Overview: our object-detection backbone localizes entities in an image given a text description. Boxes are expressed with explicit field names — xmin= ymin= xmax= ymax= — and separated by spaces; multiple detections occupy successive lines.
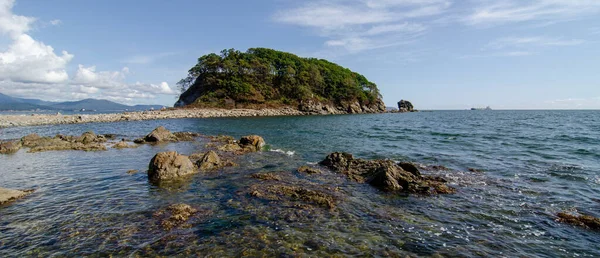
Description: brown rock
xmin=196 ymin=151 xmax=221 ymax=172
xmin=112 ymin=140 xmax=136 ymax=149
xmin=76 ymin=131 xmax=103 ymax=144
xmin=148 ymin=151 xmax=197 ymax=182
xmin=251 ymin=172 xmax=282 ymax=181
xmin=144 ymin=126 xmax=178 ymax=142
xmin=0 ymin=140 xmax=21 ymax=154
xmin=218 ymin=143 xmax=242 ymax=152
xmin=21 ymin=133 xmax=42 ymax=147
xmin=557 ymin=212 xmax=600 ymax=230
xmin=173 ymin=132 xmax=201 ymax=141
xmin=239 ymin=135 xmax=265 ymax=152
xmin=320 ymin=152 xmax=454 ymax=194
xmin=0 ymin=187 xmax=34 ymax=205
xmin=297 ymin=166 xmax=322 ymax=174
xmin=153 ymin=203 xmax=199 ymax=230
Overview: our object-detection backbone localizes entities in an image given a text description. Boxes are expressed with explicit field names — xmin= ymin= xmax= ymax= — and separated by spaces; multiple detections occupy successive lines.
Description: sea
xmin=0 ymin=110 xmax=598 ymax=257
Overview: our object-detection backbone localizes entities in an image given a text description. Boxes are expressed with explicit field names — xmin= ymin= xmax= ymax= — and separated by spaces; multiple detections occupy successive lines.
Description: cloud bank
xmin=0 ymin=0 xmax=176 ymax=104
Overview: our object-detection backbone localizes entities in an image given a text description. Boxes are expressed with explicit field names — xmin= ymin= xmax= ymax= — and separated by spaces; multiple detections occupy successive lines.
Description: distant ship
xmin=471 ymin=106 xmax=492 ymax=110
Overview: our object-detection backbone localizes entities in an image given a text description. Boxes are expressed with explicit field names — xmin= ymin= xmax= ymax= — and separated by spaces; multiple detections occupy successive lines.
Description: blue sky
xmin=0 ymin=0 xmax=599 ymax=109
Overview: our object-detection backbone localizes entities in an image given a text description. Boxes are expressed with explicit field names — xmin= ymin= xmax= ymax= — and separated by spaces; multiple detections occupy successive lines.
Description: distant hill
xmin=0 ymin=93 xmax=166 ymax=111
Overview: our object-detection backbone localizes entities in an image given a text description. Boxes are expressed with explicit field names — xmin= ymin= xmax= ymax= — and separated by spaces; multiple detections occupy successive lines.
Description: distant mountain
xmin=0 ymin=93 xmax=167 ymax=111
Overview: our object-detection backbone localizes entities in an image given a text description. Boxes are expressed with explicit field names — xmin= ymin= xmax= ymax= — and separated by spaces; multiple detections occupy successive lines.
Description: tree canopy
xmin=176 ymin=48 xmax=382 ymax=108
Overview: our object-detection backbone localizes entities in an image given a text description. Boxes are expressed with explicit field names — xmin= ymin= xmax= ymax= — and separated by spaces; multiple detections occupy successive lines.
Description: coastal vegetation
xmin=175 ymin=48 xmax=385 ymax=113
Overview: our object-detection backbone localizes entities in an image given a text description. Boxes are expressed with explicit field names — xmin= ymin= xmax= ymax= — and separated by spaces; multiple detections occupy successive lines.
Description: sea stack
xmin=397 ymin=100 xmax=414 ymax=113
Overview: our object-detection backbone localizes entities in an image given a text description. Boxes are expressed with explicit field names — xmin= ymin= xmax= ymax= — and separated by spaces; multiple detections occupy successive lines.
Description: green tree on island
xmin=176 ymin=48 xmax=384 ymax=112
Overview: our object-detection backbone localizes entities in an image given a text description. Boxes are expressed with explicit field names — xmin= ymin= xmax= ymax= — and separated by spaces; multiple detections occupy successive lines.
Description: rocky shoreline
xmin=0 ymin=107 xmax=306 ymax=128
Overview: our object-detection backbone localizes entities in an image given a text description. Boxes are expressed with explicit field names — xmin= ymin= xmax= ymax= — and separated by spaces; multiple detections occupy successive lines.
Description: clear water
xmin=0 ymin=110 xmax=599 ymax=257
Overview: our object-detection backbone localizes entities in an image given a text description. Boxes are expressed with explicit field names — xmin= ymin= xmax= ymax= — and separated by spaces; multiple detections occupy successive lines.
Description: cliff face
xmin=174 ymin=48 xmax=386 ymax=114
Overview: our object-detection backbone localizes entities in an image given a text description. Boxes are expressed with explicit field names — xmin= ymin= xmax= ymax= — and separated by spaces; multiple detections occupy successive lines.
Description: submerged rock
xmin=0 ymin=140 xmax=22 ymax=154
xmin=153 ymin=203 xmax=200 ymax=230
xmin=249 ymin=183 xmax=337 ymax=209
xmin=557 ymin=212 xmax=600 ymax=230
xmin=251 ymin=172 xmax=282 ymax=181
xmin=112 ymin=140 xmax=137 ymax=149
xmin=148 ymin=151 xmax=197 ymax=182
xmin=0 ymin=187 xmax=34 ymax=205
xmin=320 ymin=152 xmax=454 ymax=194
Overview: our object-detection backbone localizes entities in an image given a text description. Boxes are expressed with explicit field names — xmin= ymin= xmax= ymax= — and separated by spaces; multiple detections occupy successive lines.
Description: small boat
xmin=471 ymin=106 xmax=492 ymax=110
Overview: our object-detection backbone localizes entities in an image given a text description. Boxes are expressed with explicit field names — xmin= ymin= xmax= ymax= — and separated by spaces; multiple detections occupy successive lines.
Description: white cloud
xmin=49 ymin=19 xmax=61 ymax=26
xmin=273 ymin=0 xmax=449 ymax=52
xmin=121 ymin=52 xmax=178 ymax=65
xmin=487 ymin=36 xmax=585 ymax=49
xmin=0 ymin=0 xmax=73 ymax=84
xmin=465 ymin=0 xmax=600 ymax=26
xmin=0 ymin=0 xmax=176 ymax=105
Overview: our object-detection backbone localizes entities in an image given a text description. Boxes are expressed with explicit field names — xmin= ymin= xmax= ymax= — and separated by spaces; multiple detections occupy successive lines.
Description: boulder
xmin=148 ymin=151 xmax=197 ymax=181
xmin=0 ymin=187 xmax=34 ymax=205
xmin=320 ymin=152 xmax=454 ymax=194
xmin=397 ymin=100 xmax=414 ymax=113
xmin=76 ymin=131 xmax=104 ymax=144
xmin=0 ymin=140 xmax=22 ymax=154
xmin=144 ymin=126 xmax=178 ymax=142
xmin=239 ymin=135 xmax=265 ymax=152
xmin=196 ymin=151 xmax=221 ymax=172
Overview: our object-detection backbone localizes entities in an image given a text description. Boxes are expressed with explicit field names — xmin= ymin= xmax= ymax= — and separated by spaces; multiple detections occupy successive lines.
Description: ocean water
xmin=0 ymin=110 xmax=599 ymax=257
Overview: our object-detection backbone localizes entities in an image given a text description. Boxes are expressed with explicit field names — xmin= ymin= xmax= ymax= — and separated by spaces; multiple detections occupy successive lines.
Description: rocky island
xmin=175 ymin=48 xmax=386 ymax=114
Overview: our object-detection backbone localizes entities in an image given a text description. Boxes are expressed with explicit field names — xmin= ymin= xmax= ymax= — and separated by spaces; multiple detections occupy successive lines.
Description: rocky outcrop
xmin=298 ymin=99 xmax=386 ymax=115
xmin=134 ymin=127 xmax=201 ymax=144
xmin=320 ymin=152 xmax=454 ymax=194
xmin=0 ymin=140 xmax=22 ymax=154
xmin=557 ymin=212 xmax=600 ymax=230
xmin=20 ymin=132 xmax=107 ymax=153
xmin=397 ymin=100 xmax=414 ymax=113
xmin=0 ymin=187 xmax=34 ymax=205
xmin=148 ymin=151 xmax=197 ymax=182
xmin=144 ymin=126 xmax=178 ymax=142
xmin=196 ymin=151 xmax=222 ymax=172
xmin=239 ymin=135 xmax=265 ymax=152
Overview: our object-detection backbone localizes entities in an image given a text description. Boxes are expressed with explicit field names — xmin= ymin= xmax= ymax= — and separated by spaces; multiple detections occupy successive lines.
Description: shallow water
xmin=0 ymin=110 xmax=599 ymax=257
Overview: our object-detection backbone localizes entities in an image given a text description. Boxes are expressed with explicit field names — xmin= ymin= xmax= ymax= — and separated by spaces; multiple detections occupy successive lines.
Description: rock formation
xmin=196 ymin=151 xmax=222 ymax=172
xmin=0 ymin=187 xmax=34 ymax=205
xmin=397 ymin=100 xmax=414 ymax=113
xmin=320 ymin=152 xmax=454 ymax=194
xmin=148 ymin=151 xmax=197 ymax=182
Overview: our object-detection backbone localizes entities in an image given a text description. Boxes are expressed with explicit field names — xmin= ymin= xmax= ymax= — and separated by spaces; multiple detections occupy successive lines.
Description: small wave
xmin=270 ymin=149 xmax=295 ymax=156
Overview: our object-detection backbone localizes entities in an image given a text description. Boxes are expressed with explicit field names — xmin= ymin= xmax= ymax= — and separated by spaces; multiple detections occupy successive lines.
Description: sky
xmin=0 ymin=0 xmax=599 ymax=109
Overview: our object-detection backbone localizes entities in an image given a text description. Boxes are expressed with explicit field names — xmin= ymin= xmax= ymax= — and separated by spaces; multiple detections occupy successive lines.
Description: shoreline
xmin=0 ymin=107 xmax=309 ymax=128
